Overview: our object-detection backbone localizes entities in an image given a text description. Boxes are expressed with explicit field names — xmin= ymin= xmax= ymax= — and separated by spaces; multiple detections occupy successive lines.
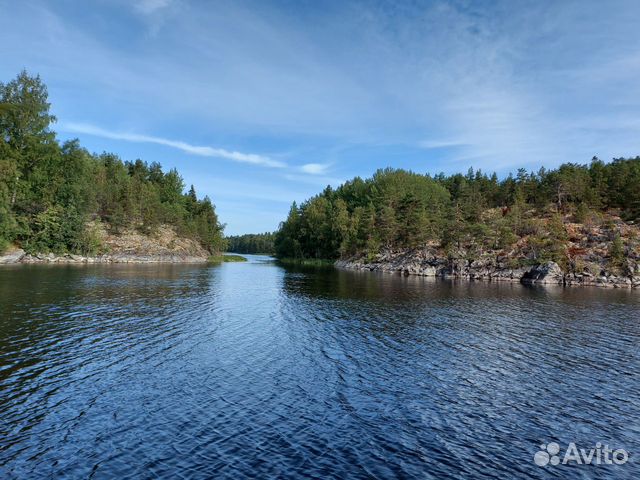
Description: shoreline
xmin=0 ymin=249 xmax=208 ymax=265
xmin=4 ymin=247 xmax=638 ymax=288
xmin=335 ymin=255 xmax=640 ymax=289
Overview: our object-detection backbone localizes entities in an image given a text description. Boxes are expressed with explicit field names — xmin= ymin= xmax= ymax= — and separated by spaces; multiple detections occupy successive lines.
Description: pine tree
xmin=377 ymin=204 xmax=397 ymax=248
xmin=609 ymin=234 xmax=625 ymax=273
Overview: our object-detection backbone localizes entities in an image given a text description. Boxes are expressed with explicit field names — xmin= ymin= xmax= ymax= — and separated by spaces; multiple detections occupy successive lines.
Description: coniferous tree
xmin=273 ymin=156 xmax=640 ymax=264
xmin=0 ymin=71 xmax=225 ymax=255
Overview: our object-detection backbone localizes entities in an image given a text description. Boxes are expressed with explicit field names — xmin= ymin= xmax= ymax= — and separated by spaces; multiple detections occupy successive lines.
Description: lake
xmin=1 ymin=255 xmax=638 ymax=479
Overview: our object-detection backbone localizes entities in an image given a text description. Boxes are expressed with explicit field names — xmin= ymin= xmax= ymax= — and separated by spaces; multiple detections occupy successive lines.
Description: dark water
xmin=0 ymin=255 xmax=639 ymax=479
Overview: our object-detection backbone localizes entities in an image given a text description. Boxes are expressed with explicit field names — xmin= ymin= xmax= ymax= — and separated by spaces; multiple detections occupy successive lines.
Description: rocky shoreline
xmin=335 ymin=249 xmax=640 ymax=288
xmin=0 ymin=249 xmax=207 ymax=265
xmin=0 ymin=224 xmax=211 ymax=265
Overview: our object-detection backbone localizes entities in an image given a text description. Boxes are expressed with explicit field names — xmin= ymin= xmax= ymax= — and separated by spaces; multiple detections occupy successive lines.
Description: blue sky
xmin=1 ymin=0 xmax=639 ymax=234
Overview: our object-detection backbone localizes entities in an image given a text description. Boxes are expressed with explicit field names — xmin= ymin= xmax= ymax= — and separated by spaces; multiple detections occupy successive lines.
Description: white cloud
xmin=62 ymin=123 xmax=286 ymax=168
xmin=300 ymin=163 xmax=330 ymax=175
xmin=4 ymin=0 xmax=640 ymax=177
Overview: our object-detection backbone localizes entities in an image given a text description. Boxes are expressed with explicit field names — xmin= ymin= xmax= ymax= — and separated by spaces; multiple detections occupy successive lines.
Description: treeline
xmin=226 ymin=232 xmax=275 ymax=254
xmin=274 ymin=160 xmax=640 ymax=262
xmin=0 ymin=71 xmax=224 ymax=254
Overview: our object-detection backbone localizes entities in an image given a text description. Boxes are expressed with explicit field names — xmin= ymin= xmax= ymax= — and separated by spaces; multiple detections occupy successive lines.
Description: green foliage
xmin=543 ymin=214 xmax=569 ymax=269
xmin=0 ymin=71 xmax=225 ymax=255
xmin=574 ymin=202 xmax=590 ymax=223
xmin=75 ymin=223 xmax=104 ymax=256
xmin=223 ymin=254 xmax=248 ymax=262
xmin=277 ymin=257 xmax=335 ymax=267
xmin=26 ymin=205 xmax=85 ymax=254
xmin=0 ymin=202 xmax=17 ymax=251
xmin=608 ymin=234 xmax=625 ymax=272
xmin=275 ymin=169 xmax=450 ymax=260
xmin=275 ymin=159 xmax=640 ymax=264
xmin=208 ymin=254 xmax=247 ymax=263
xmin=226 ymin=232 xmax=275 ymax=254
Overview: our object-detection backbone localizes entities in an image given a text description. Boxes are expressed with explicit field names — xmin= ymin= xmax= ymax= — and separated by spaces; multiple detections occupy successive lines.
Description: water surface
xmin=1 ymin=256 xmax=639 ymax=479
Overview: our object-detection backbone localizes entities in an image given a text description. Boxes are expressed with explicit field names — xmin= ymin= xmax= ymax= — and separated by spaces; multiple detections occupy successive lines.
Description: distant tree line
xmin=226 ymin=232 xmax=275 ymax=254
xmin=0 ymin=71 xmax=225 ymax=254
xmin=274 ymin=160 xmax=640 ymax=263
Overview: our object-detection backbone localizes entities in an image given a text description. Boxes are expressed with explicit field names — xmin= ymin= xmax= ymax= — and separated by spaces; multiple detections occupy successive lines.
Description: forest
xmin=226 ymin=232 xmax=275 ymax=254
xmin=3 ymin=70 xmax=639 ymax=268
xmin=274 ymin=159 xmax=640 ymax=266
xmin=0 ymin=71 xmax=225 ymax=255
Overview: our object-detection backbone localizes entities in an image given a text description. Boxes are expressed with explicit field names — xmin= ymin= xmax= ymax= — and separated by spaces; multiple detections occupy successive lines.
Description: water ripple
xmin=0 ymin=260 xmax=639 ymax=479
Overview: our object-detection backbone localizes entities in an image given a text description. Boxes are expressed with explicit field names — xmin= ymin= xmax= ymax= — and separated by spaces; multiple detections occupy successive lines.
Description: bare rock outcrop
xmin=0 ymin=248 xmax=26 ymax=264
xmin=336 ymin=248 xmax=639 ymax=289
xmin=1 ymin=224 xmax=210 ymax=265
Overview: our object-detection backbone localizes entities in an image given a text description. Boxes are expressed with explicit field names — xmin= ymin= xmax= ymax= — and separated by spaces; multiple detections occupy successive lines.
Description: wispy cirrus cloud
xmin=4 ymin=0 xmax=640 ymax=233
xmin=62 ymin=123 xmax=286 ymax=168
xmin=418 ymin=139 xmax=468 ymax=150
xmin=133 ymin=0 xmax=173 ymax=15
